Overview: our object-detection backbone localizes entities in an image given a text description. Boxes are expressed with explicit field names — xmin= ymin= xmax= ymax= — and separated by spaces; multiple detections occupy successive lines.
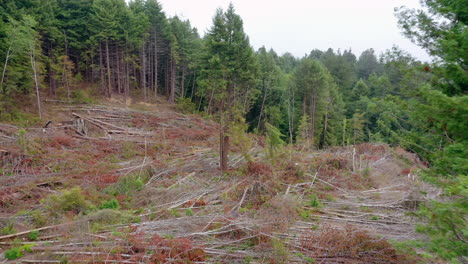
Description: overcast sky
xmin=156 ymin=0 xmax=430 ymax=61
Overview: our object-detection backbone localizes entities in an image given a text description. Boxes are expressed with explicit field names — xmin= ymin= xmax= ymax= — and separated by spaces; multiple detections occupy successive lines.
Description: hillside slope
xmin=0 ymin=101 xmax=442 ymax=263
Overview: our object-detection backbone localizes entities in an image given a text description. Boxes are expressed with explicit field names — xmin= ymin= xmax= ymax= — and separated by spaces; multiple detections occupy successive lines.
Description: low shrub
xmin=43 ymin=187 xmax=91 ymax=214
xmin=308 ymin=194 xmax=322 ymax=208
xmin=86 ymin=209 xmax=135 ymax=227
xmin=99 ymin=198 xmax=120 ymax=210
xmin=28 ymin=230 xmax=39 ymax=241
xmin=71 ymin=90 xmax=94 ymax=104
xmin=176 ymin=97 xmax=197 ymax=114
xmin=104 ymin=169 xmax=151 ymax=197
xmin=0 ymin=222 xmax=16 ymax=235
xmin=300 ymin=225 xmax=415 ymax=263
xmin=5 ymin=244 xmax=34 ymax=260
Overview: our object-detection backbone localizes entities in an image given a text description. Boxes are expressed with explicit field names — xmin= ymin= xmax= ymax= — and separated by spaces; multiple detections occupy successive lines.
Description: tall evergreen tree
xmin=198 ymin=4 xmax=258 ymax=171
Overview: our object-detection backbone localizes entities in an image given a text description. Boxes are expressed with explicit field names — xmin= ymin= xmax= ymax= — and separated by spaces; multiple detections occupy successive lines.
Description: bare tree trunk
xmin=63 ymin=57 xmax=70 ymax=101
xmin=181 ymin=67 xmax=186 ymax=98
xmin=342 ymin=118 xmax=346 ymax=146
xmin=47 ymin=43 xmax=56 ymax=96
xmin=105 ymin=39 xmax=112 ymax=97
xmin=219 ymin=99 xmax=228 ymax=172
xmin=149 ymin=42 xmax=153 ymax=94
xmin=141 ymin=44 xmax=147 ymax=101
xmin=154 ymin=33 xmax=158 ymax=97
xmin=190 ymin=72 xmax=196 ymax=100
xmin=99 ymin=42 xmax=105 ymax=95
xmin=303 ymin=95 xmax=307 ymax=117
xmin=169 ymin=56 xmax=176 ymax=103
xmin=63 ymin=31 xmax=70 ymax=100
xmin=257 ymin=79 xmax=267 ymax=131
xmin=30 ymin=46 xmax=42 ymax=120
xmin=0 ymin=47 xmax=12 ymax=91
xmin=310 ymin=91 xmax=316 ymax=145
xmin=116 ymin=46 xmax=121 ymax=94
xmin=207 ymin=88 xmax=215 ymax=114
xmin=165 ymin=60 xmax=169 ymax=97
xmin=288 ymin=85 xmax=295 ymax=145
xmin=125 ymin=44 xmax=130 ymax=100
xmin=320 ymin=110 xmax=329 ymax=149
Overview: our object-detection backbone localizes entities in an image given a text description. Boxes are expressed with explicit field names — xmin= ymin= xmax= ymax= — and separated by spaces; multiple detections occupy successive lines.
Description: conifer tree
xmin=198 ymin=4 xmax=258 ymax=171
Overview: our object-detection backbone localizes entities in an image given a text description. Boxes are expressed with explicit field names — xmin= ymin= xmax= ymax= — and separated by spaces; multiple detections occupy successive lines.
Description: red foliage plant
xmin=99 ymin=174 xmax=120 ymax=184
xmin=184 ymin=199 xmax=206 ymax=207
xmin=247 ymin=161 xmax=273 ymax=177
xmin=400 ymin=168 xmax=412 ymax=175
xmin=355 ymin=143 xmax=387 ymax=155
xmin=123 ymin=233 xmax=205 ymax=263
xmin=49 ymin=135 xmax=76 ymax=149
xmin=300 ymin=225 xmax=414 ymax=264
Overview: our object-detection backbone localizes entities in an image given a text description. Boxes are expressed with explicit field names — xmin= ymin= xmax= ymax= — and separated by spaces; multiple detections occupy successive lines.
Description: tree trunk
xmin=320 ymin=110 xmax=329 ymax=149
xmin=0 ymin=48 xmax=11 ymax=91
xmin=99 ymin=42 xmax=105 ymax=95
xmin=62 ymin=56 xmax=70 ymax=101
xmin=207 ymin=88 xmax=214 ymax=114
xmin=165 ymin=60 xmax=169 ymax=97
xmin=125 ymin=44 xmax=130 ymax=100
xmin=342 ymin=118 xmax=346 ymax=146
xmin=310 ymin=91 xmax=316 ymax=145
xmin=30 ymin=46 xmax=42 ymax=120
xmin=169 ymin=56 xmax=176 ymax=103
xmin=47 ymin=43 xmax=56 ymax=96
xmin=154 ymin=32 xmax=158 ymax=97
xmin=105 ymin=39 xmax=112 ymax=97
xmin=190 ymin=72 xmax=196 ymax=100
xmin=257 ymin=78 xmax=267 ymax=131
xmin=219 ymin=98 xmax=228 ymax=172
xmin=141 ymin=43 xmax=147 ymax=101
xmin=181 ymin=67 xmax=186 ymax=98
xmin=303 ymin=95 xmax=307 ymax=117
xmin=148 ymin=42 xmax=153 ymax=94
xmin=116 ymin=46 xmax=121 ymax=94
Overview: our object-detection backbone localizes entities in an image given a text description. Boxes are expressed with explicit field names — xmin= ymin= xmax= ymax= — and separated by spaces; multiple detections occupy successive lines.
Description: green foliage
xmin=5 ymin=246 xmax=23 ymax=260
xmin=28 ymin=230 xmax=39 ymax=241
xmin=99 ymin=199 xmax=120 ymax=210
xmin=105 ymin=170 xmax=151 ymax=197
xmin=351 ymin=79 xmax=370 ymax=100
xmin=270 ymin=238 xmax=289 ymax=263
xmin=308 ymin=194 xmax=322 ymax=208
xmin=43 ymin=187 xmax=90 ymax=214
xmin=4 ymin=244 xmax=34 ymax=260
xmin=71 ymin=90 xmax=94 ymax=104
xmin=414 ymin=194 xmax=467 ymax=261
xmin=265 ymin=122 xmax=284 ymax=158
xmin=0 ymin=222 xmax=16 ymax=235
xmin=229 ymin=113 xmax=253 ymax=162
xmin=0 ymin=98 xmax=41 ymax=126
xmin=176 ymin=97 xmax=197 ymax=114
xmin=396 ymin=0 xmax=467 ymax=95
xmin=185 ymin=208 xmax=194 ymax=216
xmin=28 ymin=209 xmax=47 ymax=227
xmin=296 ymin=115 xmax=312 ymax=148
xmin=86 ymin=209 xmax=134 ymax=227
xmin=120 ymin=141 xmax=138 ymax=159
xmin=299 ymin=209 xmax=311 ymax=220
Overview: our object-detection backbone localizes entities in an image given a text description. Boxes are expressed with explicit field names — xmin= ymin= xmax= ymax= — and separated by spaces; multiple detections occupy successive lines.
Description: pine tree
xmin=198 ymin=4 xmax=258 ymax=171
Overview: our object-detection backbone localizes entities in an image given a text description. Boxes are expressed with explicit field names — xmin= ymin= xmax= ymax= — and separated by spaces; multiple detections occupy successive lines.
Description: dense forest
xmin=0 ymin=0 xmax=466 ymax=262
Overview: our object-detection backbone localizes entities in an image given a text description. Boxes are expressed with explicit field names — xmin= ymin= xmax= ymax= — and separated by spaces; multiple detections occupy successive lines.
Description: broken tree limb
xmin=0 ymin=221 xmax=78 ymax=241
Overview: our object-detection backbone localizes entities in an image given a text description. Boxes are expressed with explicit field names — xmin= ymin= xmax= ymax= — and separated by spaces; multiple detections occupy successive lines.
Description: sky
xmin=157 ymin=0 xmax=431 ymax=61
